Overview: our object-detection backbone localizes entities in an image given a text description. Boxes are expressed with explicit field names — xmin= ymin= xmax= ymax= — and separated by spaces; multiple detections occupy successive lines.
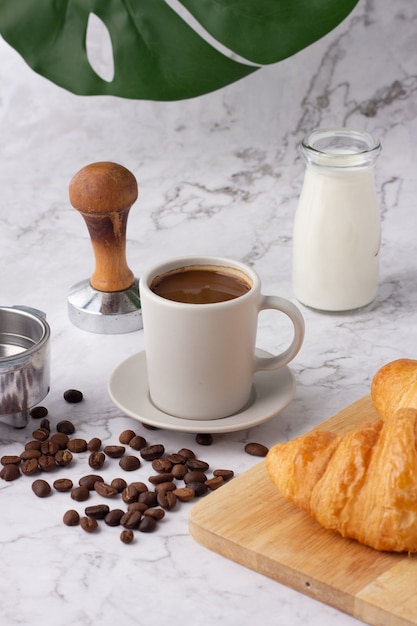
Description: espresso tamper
xmin=67 ymin=161 xmax=142 ymax=333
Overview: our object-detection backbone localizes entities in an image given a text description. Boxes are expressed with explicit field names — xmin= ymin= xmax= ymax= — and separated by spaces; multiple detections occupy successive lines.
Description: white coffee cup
xmin=139 ymin=256 xmax=304 ymax=420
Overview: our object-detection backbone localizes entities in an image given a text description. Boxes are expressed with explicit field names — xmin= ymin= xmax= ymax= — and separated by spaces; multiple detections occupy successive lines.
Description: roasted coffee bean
xmin=67 ymin=438 xmax=88 ymax=453
xmin=80 ymin=516 xmax=98 ymax=533
xmin=122 ymin=484 xmax=139 ymax=504
xmin=138 ymin=516 xmax=156 ymax=533
xmin=40 ymin=418 xmax=50 ymax=431
xmin=20 ymin=449 xmax=42 ymax=461
xmin=88 ymin=451 xmax=105 ymax=470
xmin=140 ymin=444 xmax=164 ymax=461
xmin=63 ymin=389 xmax=83 ymax=403
xmin=71 ymin=485 xmax=90 ymax=502
xmin=25 ymin=440 xmax=42 ymax=451
xmin=183 ymin=470 xmax=207 ymax=484
xmin=111 ymin=477 xmax=127 ymax=493
xmin=120 ymin=529 xmax=134 ymax=544
xmin=53 ymin=478 xmax=73 ymax=492
xmin=119 ymin=455 xmax=141 ymax=471
xmin=21 ymin=458 xmax=39 ymax=476
xmin=139 ymin=491 xmax=158 ymax=507
xmin=148 ymin=472 xmax=174 ymax=485
xmin=144 ymin=507 xmax=165 ymax=521
xmin=166 ymin=453 xmax=187 ymax=465
xmin=1 ymin=455 xmax=21 ymax=465
xmin=205 ymin=476 xmax=224 ymax=490
xmin=172 ymin=487 xmax=195 ymax=502
xmin=186 ymin=458 xmax=209 ymax=471
xmin=213 ymin=469 xmax=234 ymax=481
xmin=50 ymin=432 xmax=70 ymax=449
xmin=195 ymin=433 xmax=213 ymax=446
xmin=32 ymin=479 xmax=51 ymax=497
xmin=154 ymin=482 xmax=176 ymax=494
xmin=129 ymin=481 xmax=148 ymax=494
xmin=0 ymin=464 xmax=20 ymax=481
xmin=120 ymin=510 xmax=142 ymax=529
xmin=94 ymin=481 xmax=118 ymax=498
xmin=87 ymin=437 xmax=102 ymax=452
xmin=127 ymin=502 xmax=149 ymax=513
xmin=103 ymin=445 xmax=125 ymax=458
xmin=151 ymin=458 xmax=173 ymax=473
xmin=244 ymin=442 xmax=269 ymax=457
xmin=186 ymin=481 xmax=208 ymax=497
xmin=119 ymin=429 xmax=136 ymax=445
xmin=128 ymin=435 xmax=147 ymax=451
xmin=55 ymin=450 xmax=73 ymax=467
xmin=30 ymin=406 xmax=48 ymax=419
xmin=32 ymin=427 xmax=50 ymax=442
xmin=79 ymin=474 xmax=104 ymax=491
xmin=40 ymin=440 xmax=59 ymax=456
xmin=176 ymin=448 xmax=196 ymax=460
xmin=85 ymin=504 xmax=110 ymax=520
xmin=156 ymin=489 xmax=177 ymax=510
xmin=63 ymin=509 xmax=80 ymax=526
xmin=38 ymin=455 xmax=56 ymax=472
xmin=56 ymin=420 xmax=76 ymax=435
xmin=171 ymin=464 xmax=187 ymax=480
xmin=104 ymin=509 xmax=125 ymax=527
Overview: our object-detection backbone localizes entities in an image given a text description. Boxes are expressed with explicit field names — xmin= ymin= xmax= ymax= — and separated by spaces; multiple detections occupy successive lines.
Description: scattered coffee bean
xmin=79 ymin=474 xmax=104 ymax=491
xmin=151 ymin=458 xmax=173 ymax=473
xmin=186 ymin=481 xmax=208 ymax=497
xmin=129 ymin=481 xmax=148 ymax=494
xmin=80 ymin=516 xmax=98 ymax=532
xmin=127 ymin=502 xmax=149 ymax=513
xmin=120 ymin=529 xmax=134 ymax=544
xmin=143 ymin=507 xmax=165 ymax=521
xmin=67 ymin=438 xmax=88 ymax=453
xmin=119 ymin=455 xmax=141 ymax=471
xmin=40 ymin=418 xmax=50 ymax=431
xmin=172 ymin=487 xmax=195 ymax=502
xmin=71 ymin=485 xmax=90 ymax=502
xmin=119 ymin=429 xmax=136 ymax=445
xmin=120 ymin=510 xmax=142 ymax=529
xmin=32 ymin=479 xmax=51 ymax=497
xmin=139 ymin=491 xmax=158 ymax=507
xmin=0 ymin=464 xmax=20 ymax=481
xmin=55 ymin=450 xmax=73 ymax=467
xmin=166 ymin=453 xmax=187 ymax=465
xmin=30 ymin=406 xmax=48 ymax=419
xmin=195 ymin=433 xmax=213 ymax=446
xmin=32 ymin=428 xmax=50 ymax=442
xmin=85 ymin=504 xmax=110 ymax=520
xmin=104 ymin=509 xmax=125 ymax=527
xmin=205 ymin=476 xmax=224 ymax=490
xmin=63 ymin=389 xmax=83 ymax=403
xmin=122 ymin=484 xmax=139 ymax=504
xmin=183 ymin=470 xmax=207 ymax=484
xmin=53 ymin=478 xmax=73 ymax=492
xmin=88 ymin=451 xmax=105 ymax=470
xmin=128 ymin=435 xmax=147 ymax=451
xmin=25 ymin=440 xmax=42 ymax=451
xmin=38 ymin=455 xmax=57 ymax=472
xmin=56 ymin=420 xmax=75 ymax=435
xmin=21 ymin=458 xmax=39 ymax=476
xmin=20 ymin=449 xmax=42 ymax=461
xmin=213 ymin=469 xmax=234 ymax=481
xmin=1 ymin=455 xmax=21 ymax=465
xmin=154 ymin=481 xmax=176 ymax=494
xmin=103 ymin=445 xmax=125 ymax=458
xmin=138 ymin=516 xmax=156 ymax=533
xmin=50 ymin=432 xmax=70 ymax=449
xmin=171 ymin=464 xmax=187 ymax=479
xmin=140 ymin=444 xmax=165 ymax=461
xmin=63 ymin=509 xmax=80 ymax=526
xmin=186 ymin=458 xmax=209 ymax=471
xmin=177 ymin=448 xmax=195 ymax=460
xmin=94 ymin=481 xmax=118 ymax=498
xmin=156 ymin=490 xmax=177 ymax=510
xmin=87 ymin=437 xmax=102 ymax=452
xmin=244 ymin=442 xmax=269 ymax=457
xmin=111 ymin=477 xmax=127 ymax=493
xmin=148 ymin=472 xmax=174 ymax=485
xmin=40 ymin=440 xmax=59 ymax=456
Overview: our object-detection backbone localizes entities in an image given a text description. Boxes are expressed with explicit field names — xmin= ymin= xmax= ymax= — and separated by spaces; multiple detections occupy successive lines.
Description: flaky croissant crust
xmin=266 ymin=358 xmax=417 ymax=553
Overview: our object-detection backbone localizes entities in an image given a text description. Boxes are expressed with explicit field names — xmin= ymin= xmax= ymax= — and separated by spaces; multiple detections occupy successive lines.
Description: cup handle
xmin=254 ymin=295 xmax=305 ymax=371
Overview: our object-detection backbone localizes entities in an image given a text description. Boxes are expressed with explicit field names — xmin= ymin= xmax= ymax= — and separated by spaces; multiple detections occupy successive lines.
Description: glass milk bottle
xmin=292 ymin=128 xmax=381 ymax=312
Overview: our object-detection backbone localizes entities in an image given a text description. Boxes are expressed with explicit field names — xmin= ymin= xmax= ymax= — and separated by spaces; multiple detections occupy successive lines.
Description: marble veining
xmin=1 ymin=1 xmax=417 ymax=624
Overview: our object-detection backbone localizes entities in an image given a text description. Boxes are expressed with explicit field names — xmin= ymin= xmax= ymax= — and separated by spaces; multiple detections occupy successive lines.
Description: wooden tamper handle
xmin=69 ymin=162 xmax=138 ymax=293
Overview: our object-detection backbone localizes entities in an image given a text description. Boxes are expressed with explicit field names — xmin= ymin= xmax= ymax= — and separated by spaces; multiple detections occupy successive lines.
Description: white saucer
xmin=108 ymin=349 xmax=295 ymax=433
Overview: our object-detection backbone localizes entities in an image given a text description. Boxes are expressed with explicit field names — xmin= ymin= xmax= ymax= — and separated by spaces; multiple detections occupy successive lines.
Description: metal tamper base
xmin=67 ymin=161 xmax=143 ymax=334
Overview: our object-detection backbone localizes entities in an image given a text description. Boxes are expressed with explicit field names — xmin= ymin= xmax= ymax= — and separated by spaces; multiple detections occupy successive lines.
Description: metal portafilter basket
xmin=67 ymin=162 xmax=142 ymax=334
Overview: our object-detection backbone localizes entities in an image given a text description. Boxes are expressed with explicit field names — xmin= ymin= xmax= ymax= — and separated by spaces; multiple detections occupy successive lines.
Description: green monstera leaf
xmin=0 ymin=0 xmax=359 ymax=101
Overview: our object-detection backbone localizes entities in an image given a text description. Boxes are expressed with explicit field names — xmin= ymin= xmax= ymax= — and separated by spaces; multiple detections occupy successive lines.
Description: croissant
xmin=371 ymin=358 xmax=417 ymax=418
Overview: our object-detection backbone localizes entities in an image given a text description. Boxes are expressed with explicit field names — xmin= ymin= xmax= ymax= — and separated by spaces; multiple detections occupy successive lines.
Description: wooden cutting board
xmin=189 ymin=395 xmax=417 ymax=626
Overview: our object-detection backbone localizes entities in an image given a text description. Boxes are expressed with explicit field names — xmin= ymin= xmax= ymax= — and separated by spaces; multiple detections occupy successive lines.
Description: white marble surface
xmin=0 ymin=1 xmax=416 ymax=624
